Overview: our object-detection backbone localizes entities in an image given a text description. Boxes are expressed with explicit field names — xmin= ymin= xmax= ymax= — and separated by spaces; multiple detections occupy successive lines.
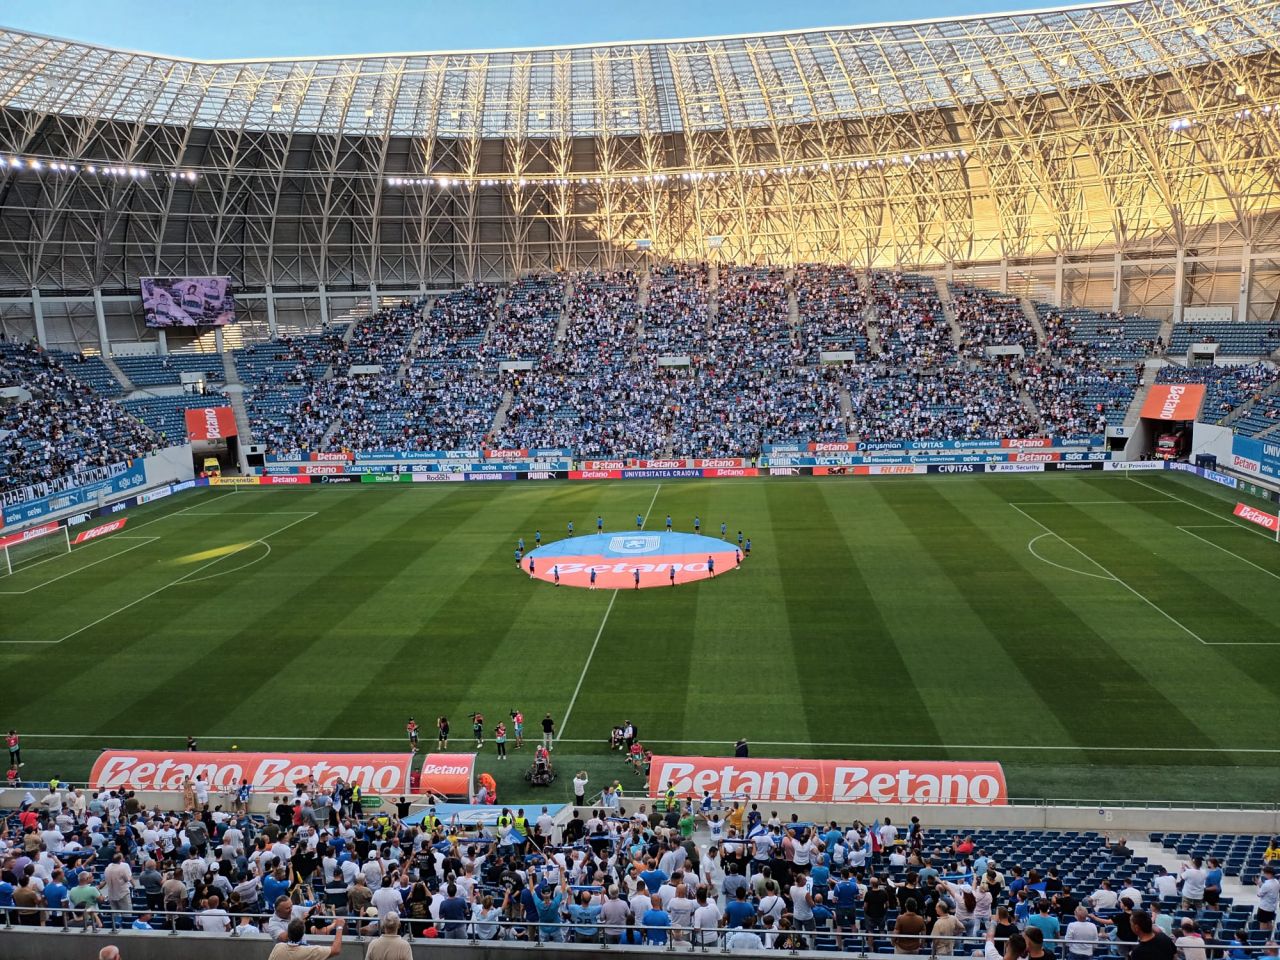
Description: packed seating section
xmin=2 ymin=791 xmax=1276 ymax=953
xmin=4 ymin=266 xmax=1279 ymax=488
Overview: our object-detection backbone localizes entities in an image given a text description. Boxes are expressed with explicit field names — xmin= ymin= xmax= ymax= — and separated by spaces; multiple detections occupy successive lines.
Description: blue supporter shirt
xmin=642 ymin=907 xmax=671 ymax=944
xmin=44 ymin=882 xmax=68 ymax=911
xmin=1028 ymin=914 xmax=1061 ymax=942
xmin=725 ymin=899 xmax=755 ymax=928
xmin=569 ymin=902 xmax=601 ymax=937
xmin=834 ymin=879 xmax=859 ymax=909
xmin=0 ymin=881 xmax=13 ymax=907
xmin=812 ymin=864 xmax=831 ymax=890
xmin=262 ymin=875 xmax=290 ymax=906
xmin=640 ymin=869 xmax=668 ymax=893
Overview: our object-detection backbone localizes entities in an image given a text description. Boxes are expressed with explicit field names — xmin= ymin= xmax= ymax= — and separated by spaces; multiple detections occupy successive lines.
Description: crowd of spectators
xmin=950 ymin=286 xmax=1038 ymax=357
xmin=795 ymin=264 xmax=870 ymax=362
xmin=482 ymin=275 xmax=565 ymax=367
xmin=639 ymin=262 xmax=710 ymax=356
xmin=848 ymin=366 xmax=1039 ymax=442
xmin=1156 ymin=363 xmax=1280 ymax=424
xmin=0 ymin=343 xmax=159 ymax=496
xmin=871 ymin=272 xmax=956 ymax=368
xmin=4 ymin=785 xmax=1278 ymax=957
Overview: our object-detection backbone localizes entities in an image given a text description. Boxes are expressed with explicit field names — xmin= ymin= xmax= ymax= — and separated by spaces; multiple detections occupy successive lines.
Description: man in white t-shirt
xmin=1256 ymin=867 xmax=1278 ymax=932
xmin=1090 ymin=880 xmax=1119 ymax=911
xmin=1152 ymin=868 xmax=1179 ymax=901
xmin=196 ymin=894 xmax=231 ymax=932
xmin=692 ymin=886 xmax=722 ymax=946
xmin=791 ymin=873 xmax=816 ymax=932
xmin=1118 ymin=880 xmax=1144 ymax=910
xmin=572 ymin=772 xmax=589 ymax=806
xmin=878 ymin=819 xmax=899 ymax=851
xmin=1175 ymin=920 xmax=1207 ymax=960
xmin=1065 ymin=905 xmax=1099 ymax=959
xmin=1180 ymin=859 xmax=1207 ymax=910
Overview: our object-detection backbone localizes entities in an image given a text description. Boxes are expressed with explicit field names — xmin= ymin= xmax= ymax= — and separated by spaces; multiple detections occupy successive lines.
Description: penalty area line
xmin=558 ymin=482 xmax=661 ymax=742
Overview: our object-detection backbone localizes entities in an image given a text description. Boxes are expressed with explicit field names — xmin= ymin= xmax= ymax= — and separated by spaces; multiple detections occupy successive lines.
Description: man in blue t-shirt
xmin=536 ymin=881 xmax=567 ymax=942
xmin=44 ymin=872 xmax=69 ymax=925
xmin=639 ymin=863 xmax=668 ymax=895
xmin=438 ymin=883 xmax=468 ymax=939
xmin=833 ymin=870 xmax=860 ymax=940
xmin=641 ymin=896 xmax=671 ymax=945
xmin=725 ymin=887 xmax=755 ymax=928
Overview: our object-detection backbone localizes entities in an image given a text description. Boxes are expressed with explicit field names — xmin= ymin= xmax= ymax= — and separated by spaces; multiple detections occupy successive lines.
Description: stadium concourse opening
xmin=522 ymin=531 xmax=741 ymax=588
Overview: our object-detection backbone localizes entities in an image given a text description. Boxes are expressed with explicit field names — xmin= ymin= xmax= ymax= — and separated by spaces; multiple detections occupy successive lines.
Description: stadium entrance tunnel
xmin=521 ymin=532 xmax=741 ymax=589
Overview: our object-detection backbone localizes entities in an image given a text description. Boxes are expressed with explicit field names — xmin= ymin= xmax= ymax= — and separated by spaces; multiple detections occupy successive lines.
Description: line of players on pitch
xmin=402 ymin=711 xmax=557 ymax=761
xmin=514 ymin=516 xmax=753 ymax=587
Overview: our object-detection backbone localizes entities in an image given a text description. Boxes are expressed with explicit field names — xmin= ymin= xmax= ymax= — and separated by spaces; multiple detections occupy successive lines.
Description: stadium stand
xmin=120 ymin=393 xmax=232 ymax=447
xmin=795 ymin=264 xmax=870 ymax=361
xmin=0 ymin=342 xmax=159 ymax=493
xmin=870 ymin=272 xmax=955 ymax=368
xmin=1167 ymin=323 xmax=1280 ymax=357
xmin=950 ymin=285 xmax=1038 ymax=356
xmin=111 ymin=353 xmax=226 ymax=388
xmin=1036 ymin=307 xmax=1161 ymax=362
xmin=52 ymin=353 xmax=126 ymax=397
xmin=1155 ymin=364 xmax=1280 ymax=424
xmin=2 ymin=785 xmax=1276 ymax=953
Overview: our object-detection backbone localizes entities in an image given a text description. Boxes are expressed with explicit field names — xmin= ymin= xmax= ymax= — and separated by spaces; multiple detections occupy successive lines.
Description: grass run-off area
xmin=2 ymin=470 xmax=1278 ymax=808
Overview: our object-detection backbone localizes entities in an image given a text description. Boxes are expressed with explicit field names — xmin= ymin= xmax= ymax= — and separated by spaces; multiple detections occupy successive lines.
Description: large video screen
xmin=140 ymin=277 xmax=237 ymax=328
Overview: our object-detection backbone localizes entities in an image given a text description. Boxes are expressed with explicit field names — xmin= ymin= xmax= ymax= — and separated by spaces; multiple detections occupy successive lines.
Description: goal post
xmin=0 ymin=521 xmax=71 ymax=577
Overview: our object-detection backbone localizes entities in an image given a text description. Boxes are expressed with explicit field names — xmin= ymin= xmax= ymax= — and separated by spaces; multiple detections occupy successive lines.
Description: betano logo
xmin=524 ymin=531 xmax=741 ymax=589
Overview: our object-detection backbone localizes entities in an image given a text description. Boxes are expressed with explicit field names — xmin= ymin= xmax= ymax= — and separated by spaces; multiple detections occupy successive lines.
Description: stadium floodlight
xmin=0 ymin=523 xmax=71 ymax=577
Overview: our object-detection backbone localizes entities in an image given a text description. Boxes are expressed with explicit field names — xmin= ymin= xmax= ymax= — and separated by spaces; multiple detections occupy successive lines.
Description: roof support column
xmin=1054 ymin=255 xmax=1064 ymax=308
xmin=1111 ymin=252 xmax=1122 ymax=314
xmin=92 ymin=286 xmax=109 ymax=355
xmin=1172 ymin=248 xmax=1186 ymax=324
xmin=264 ymin=285 xmax=279 ymax=339
xmin=999 ymin=258 xmax=1009 ymax=294
xmin=1238 ymin=243 xmax=1252 ymax=322
xmin=30 ymin=288 xmax=48 ymax=349
xmin=318 ymin=284 xmax=330 ymax=328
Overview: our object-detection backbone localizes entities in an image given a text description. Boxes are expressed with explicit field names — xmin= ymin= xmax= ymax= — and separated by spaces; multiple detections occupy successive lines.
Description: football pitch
xmin=3 ymin=470 xmax=1279 ymax=806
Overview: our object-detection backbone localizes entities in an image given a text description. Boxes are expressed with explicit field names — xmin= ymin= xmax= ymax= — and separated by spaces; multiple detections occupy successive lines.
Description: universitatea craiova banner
xmin=648 ymin=756 xmax=1008 ymax=805
xmin=1140 ymin=384 xmax=1206 ymax=421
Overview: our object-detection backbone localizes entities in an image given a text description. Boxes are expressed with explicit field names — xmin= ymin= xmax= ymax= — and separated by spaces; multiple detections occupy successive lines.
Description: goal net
xmin=0 ymin=522 xmax=71 ymax=576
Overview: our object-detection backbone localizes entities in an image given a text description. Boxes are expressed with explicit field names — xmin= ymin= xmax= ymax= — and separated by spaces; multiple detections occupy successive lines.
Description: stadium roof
xmin=0 ymin=0 xmax=1272 ymax=138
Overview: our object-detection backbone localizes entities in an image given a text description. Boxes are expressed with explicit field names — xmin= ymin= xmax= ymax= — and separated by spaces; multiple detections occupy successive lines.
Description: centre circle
xmin=521 ymin=531 xmax=743 ymax=589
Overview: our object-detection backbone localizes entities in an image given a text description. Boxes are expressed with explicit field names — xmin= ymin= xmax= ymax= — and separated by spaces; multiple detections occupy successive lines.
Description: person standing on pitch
xmin=737 ymin=530 xmax=744 ymax=548
xmin=670 ymin=567 xmax=676 ymax=587
xmin=514 ymin=544 xmax=523 ymax=567
xmin=406 ymin=718 xmax=419 ymax=753
xmin=634 ymin=568 xmax=641 ymax=589
xmin=567 ymin=520 xmax=574 ymax=537
xmin=597 ymin=515 xmax=604 ymax=533
xmin=721 ymin=521 xmax=727 ymax=539
xmin=535 ymin=529 xmax=542 ymax=545
xmin=744 ymin=538 xmax=752 ymax=558
xmin=512 ymin=709 xmax=525 ymax=748
xmin=694 ymin=516 xmax=701 ymax=533
xmin=590 ymin=568 xmax=598 ymax=590
xmin=541 ymin=714 xmax=555 ymax=751
xmin=553 ymin=565 xmax=561 ymax=586
xmin=7 ymin=730 xmax=21 ymax=768
xmin=471 ymin=712 xmax=485 ymax=750
xmin=495 ymin=721 xmax=508 ymax=760
xmin=437 ymin=716 xmax=450 ymax=751
xmin=708 ymin=556 xmax=715 ymax=577
xmin=665 ymin=514 xmax=672 ymax=531
xmin=636 ymin=513 xmax=643 ymax=529
xmin=528 ymin=557 xmax=536 ymax=578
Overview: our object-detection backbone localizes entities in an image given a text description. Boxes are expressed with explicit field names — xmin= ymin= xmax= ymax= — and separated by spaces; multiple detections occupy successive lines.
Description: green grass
xmin=3 ymin=470 xmax=1279 ymax=806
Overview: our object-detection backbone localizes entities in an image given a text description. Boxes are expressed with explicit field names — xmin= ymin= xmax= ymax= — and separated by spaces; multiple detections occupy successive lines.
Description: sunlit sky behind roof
xmin=5 ymin=0 xmax=1061 ymax=59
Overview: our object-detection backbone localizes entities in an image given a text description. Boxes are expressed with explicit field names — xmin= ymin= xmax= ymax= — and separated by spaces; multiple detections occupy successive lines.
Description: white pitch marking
xmin=1025 ymin=532 xmax=1115 ymax=581
xmin=0 ymin=537 xmax=161 ymax=596
xmin=1010 ymin=502 xmax=1216 ymax=645
xmin=18 ymin=733 xmax=1280 ymax=755
xmin=5 ymin=512 xmax=316 ymax=647
xmin=1130 ymin=476 xmax=1280 ymax=543
xmin=558 ymin=483 xmax=662 ymax=741
xmin=1177 ymin=526 xmax=1280 ymax=582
